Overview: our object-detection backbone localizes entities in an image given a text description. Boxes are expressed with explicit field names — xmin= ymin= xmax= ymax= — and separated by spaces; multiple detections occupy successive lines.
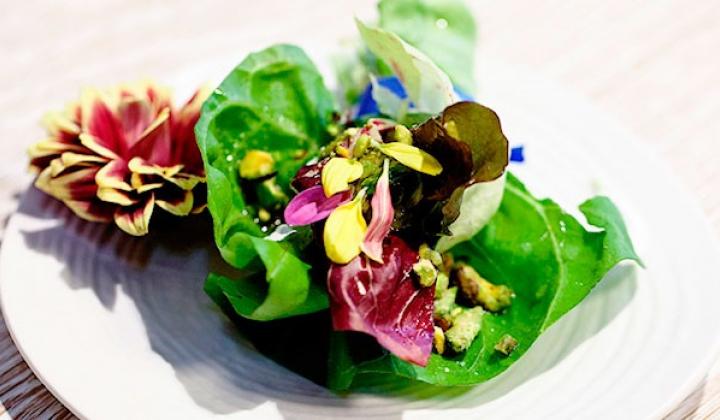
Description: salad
xmin=195 ymin=0 xmax=641 ymax=391
xmin=27 ymin=0 xmax=642 ymax=392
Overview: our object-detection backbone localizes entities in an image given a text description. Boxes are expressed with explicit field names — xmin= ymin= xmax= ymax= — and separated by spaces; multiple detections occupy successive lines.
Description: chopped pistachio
xmin=455 ymin=264 xmax=513 ymax=312
xmin=494 ymin=334 xmax=518 ymax=356
xmin=433 ymin=326 xmax=446 ymax=354
xmin=449 ymin=307 xmax=463 ymax=319
xmin=435 ymin=272 xmax=449 ymax=295
xmin=327 ymin=123 xmax=340 ymax=137
xmin=258 ymin=208 xmax=271 ymax=223
xmin=445 ymin=307 xmax=484 ymax=353
xmin=413 ymin=258 xmax=437 ymax=287
xmin=256 ymin=178 xmax=288 ymax=210
xmin=239 ymin=150 xmax=275 ymax=180
xmin=433 ymin=286 xmax=458 ymax=330
xmin=441 ymin=253 xmax=454 ymax=274
xmin=353 ymin=134 xmax=371 ymax=157
xmin=387 ymin=124 xmax=413 ymax=145
xmin=419 ymin=244 xmax=443 ymax=267
xmin=343 ymin=127 xmax=359 ymax=138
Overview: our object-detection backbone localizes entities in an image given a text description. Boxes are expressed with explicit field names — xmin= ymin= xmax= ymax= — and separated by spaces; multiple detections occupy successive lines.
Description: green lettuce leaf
xmin=378 ymin=0 xmax=478 ymax=94
xmin=356 ymin=19 xmax=455 ymax=115
xmin=195 ymin=44 xmax=335 ymax=320
xmin=205 ymin=237 xmax=328 ymax=321
xmin=328 ymin=172 xmax=642 ymax=388
xmin=435 ymin=175 xmax=506 ymax=252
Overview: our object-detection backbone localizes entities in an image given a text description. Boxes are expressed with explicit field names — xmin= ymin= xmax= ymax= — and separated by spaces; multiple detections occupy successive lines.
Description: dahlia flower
xmin=28 ymin=82 xmax=210 ymax=236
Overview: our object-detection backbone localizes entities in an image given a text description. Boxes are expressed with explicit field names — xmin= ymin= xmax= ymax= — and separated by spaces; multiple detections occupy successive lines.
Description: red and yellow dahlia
xmin=28 ymin=82 xmax=210 ymax=236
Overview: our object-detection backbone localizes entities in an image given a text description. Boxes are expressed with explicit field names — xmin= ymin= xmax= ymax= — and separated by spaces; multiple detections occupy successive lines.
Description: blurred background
xmin=1 ymin=0 xmax=719 ymax=417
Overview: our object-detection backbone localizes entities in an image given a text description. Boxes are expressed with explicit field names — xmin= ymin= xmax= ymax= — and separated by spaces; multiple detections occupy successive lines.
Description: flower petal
xmin=130 ymin=172 xmax=164 ymax=193
xmin=41 ymin=110 xmax=80 ymax=141
xmin=97 ymin=187 xmax=138 ymax=206
xmin=117 ymin=97 xmax=153 ymax=149
xmin=64 ymin=199 xmax=115 ymax=223
xmin=80 ymin=89 xmax=126 ymax=158
xmin=361 ymin=160 xmax=394 ymax=262
xmin=156 ymin=187 xmax=194 ymax=216
xmin=42 ymin=166 xmax=101 ymax=201
xmin=48 ymin=152 xmax=108 ymax=177
xmin=128 ymin=157 xmax=200 ymax=191
xmin=128 ymin=108 xmax=173 ymax=166
xmin=96 ymin=160 xmax=132 ymax=191
xmin=114 ymin=195 xmax=155 ymax=236
xmin=377 ymin=142 xmax=443 ymax=176
xmin=79 ymin=133 xmax=120 ymax=160
xmin=324 ymin=190 xmax=367 ymax=264
xmin=321 ymin=157 xmax=364 ymax=197
xmin=284 ymin=185 xmax=352 ymax=226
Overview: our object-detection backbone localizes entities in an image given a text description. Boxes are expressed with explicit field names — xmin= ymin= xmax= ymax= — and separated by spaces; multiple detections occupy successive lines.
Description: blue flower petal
xmin=510 ymin=146 xmax=525 ymax=163
xmin=355 ymin=76 xmax=469 ymax=118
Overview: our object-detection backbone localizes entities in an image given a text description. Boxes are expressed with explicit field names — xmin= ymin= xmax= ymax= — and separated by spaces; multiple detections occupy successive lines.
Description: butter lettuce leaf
xmin=195 ymin=44 xmax=335 ymax=320
xmin=356 ymin=19 xmax=455 ymax=115
xmin=378 ymin=0 xmax=477 ymax=94
xmin=328 ymin=173 xmax=642 ymax=388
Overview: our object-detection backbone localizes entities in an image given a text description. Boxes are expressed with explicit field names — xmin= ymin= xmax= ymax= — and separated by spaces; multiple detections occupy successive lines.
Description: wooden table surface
xmin=1 ymin=1 xmax=719 ymax=418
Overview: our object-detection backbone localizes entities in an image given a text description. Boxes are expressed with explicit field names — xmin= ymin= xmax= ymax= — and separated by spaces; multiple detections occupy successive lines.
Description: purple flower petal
xmin=361 ymin=160 xmax=394 ymax=262
xmin=284 ymin=185 xmax=352 ymax=226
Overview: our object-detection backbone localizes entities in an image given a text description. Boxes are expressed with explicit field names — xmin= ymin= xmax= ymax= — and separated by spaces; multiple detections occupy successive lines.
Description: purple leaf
xmin=291 ymin=158 xmax=328 ymax=192
xmin=327 ymin=235 xmax=435 ymax=366
xmin=284 ymin=185 xmax=352 ymax=226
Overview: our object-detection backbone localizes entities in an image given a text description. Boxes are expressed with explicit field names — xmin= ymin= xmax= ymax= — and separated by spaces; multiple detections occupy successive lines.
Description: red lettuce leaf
xmin=327 ymin=235 xmax=434 ymax=366
xmin=411 ymin=101 xmax=509 ymax=201
xmin=291 ymin=158 xmax=328 ymax=192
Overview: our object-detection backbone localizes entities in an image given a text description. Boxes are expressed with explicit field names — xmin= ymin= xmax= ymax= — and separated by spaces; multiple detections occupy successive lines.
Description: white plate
xmin=2 ymin=60 xmax=720 ymax=420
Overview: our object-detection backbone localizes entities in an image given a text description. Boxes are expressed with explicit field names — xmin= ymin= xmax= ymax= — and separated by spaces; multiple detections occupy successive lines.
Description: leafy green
xmin=356 ymin=19 xmax=455 ymax=115
xmin=378 ymin=0 xmax=478 ymax=94
xmin=195 ymin=44 xmax=335 ymax=320
xmin=435 ymin=176 xmax=505 ymax=252
xmin=205 ymin=236 xmax=328 ymax=321
xmin=328 ymin=172 xmax=642 ymax=388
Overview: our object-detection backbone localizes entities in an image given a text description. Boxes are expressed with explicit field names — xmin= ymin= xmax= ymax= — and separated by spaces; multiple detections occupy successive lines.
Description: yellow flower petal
xmin=377 ymin=142 xmax=443 ymax=176
xmin=321 ymin=157 xmax=364 ymax=197
xmin=323 ymin=190 xmax=367 ymax=264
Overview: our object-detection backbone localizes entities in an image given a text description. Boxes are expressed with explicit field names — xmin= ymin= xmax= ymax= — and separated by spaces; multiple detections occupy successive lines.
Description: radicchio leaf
xmin=327 ymin=235 xmax=434 ymax=366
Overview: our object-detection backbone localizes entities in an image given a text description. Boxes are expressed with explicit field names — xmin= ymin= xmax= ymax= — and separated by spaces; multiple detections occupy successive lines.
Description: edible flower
xmin=321 ymin=157 xmax=364 ymax=197
xmin=29 ymin=81 xmax=210 ymax=236
xmin=323 ymin=189 xmax=367 ymax=264
xmin=377 ymin=142 xmax=443 ymax=176
xmin=360 ymin=159 xmax=394 ymax=262
xmin=283 ymin=185 xmax=352 ymax=226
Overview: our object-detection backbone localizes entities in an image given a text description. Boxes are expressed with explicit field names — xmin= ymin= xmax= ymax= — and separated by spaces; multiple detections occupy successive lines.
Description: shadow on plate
xmin=18 ymin=187 xmax=638 ymax=419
